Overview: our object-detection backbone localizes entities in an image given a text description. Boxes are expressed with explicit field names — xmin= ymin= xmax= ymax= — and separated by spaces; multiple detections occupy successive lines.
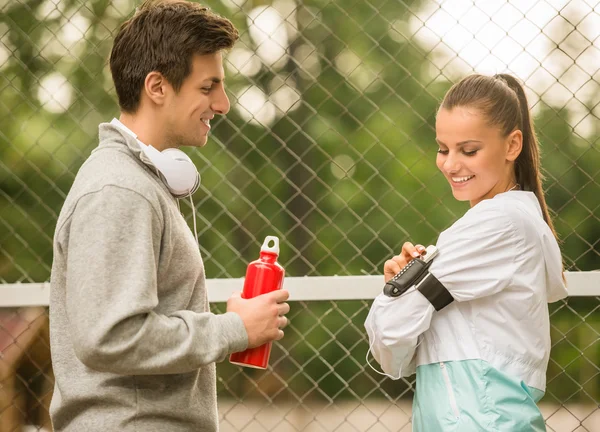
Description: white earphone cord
xmin=364 ymin=288 xmax=423 ymax=380
xmin=365 ymin=334 xmax=402 ymax=380
xmin=189 ymin=193 xmax=199 ymax=246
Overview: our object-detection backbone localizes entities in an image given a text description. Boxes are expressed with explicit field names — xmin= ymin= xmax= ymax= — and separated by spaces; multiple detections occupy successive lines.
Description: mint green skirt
xmin=412 ymin=360 xmax=546 ymax=431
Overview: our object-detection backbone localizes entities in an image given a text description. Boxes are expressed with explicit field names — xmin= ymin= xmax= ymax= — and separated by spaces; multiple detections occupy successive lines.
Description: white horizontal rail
xmin=0 ymin=272 xmax=597 ymax=307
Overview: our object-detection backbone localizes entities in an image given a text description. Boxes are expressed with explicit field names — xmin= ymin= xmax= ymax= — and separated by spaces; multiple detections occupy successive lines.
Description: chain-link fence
xmin=1 ymin=0 xmax=599 ymax=430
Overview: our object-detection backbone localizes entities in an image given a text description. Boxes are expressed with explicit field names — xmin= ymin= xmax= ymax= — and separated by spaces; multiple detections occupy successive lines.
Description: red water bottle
xmin=230 ymin=236 xmax=285 ymax=369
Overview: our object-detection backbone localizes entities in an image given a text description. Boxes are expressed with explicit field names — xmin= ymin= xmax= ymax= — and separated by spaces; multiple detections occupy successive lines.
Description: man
xmin=49 ymin=1 xmax=290 ymax=430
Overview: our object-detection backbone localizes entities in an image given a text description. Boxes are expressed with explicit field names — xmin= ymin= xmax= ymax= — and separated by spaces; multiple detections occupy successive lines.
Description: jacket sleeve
xmin=429 ymin=202 xmax=521 ymax=302
xmin=365 ymin=202 xmax=520 ymax=378
xmin=61 ymin=186 xmax=248 ymax=375
xmin=365 ymin=288 xmax=434 ymax=378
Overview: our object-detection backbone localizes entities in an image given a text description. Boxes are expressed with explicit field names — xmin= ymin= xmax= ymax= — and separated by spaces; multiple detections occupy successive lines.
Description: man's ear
xmin=506 ymin=129 xmax=523 ymax=162
xmin=143 ymin=71 xmax=169 ymax=106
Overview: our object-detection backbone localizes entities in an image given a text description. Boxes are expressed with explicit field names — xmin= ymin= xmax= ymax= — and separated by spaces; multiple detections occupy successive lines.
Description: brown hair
xmin=109 ymin=0 xmax=239 ymax=113
xmin=439 ymin=74 xmax=559 ymax=241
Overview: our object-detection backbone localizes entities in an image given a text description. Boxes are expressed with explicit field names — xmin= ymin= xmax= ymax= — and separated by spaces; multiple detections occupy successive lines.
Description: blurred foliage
xmin=0 ymin=0 xmax=598 ymax=408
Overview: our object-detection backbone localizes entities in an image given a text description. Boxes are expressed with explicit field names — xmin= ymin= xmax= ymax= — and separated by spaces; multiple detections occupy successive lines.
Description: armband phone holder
xmin=383 ymin=245 xmax=454 ymax=311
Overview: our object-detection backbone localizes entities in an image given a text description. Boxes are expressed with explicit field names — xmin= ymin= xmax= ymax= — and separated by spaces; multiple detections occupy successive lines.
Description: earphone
xmin=110 ymin=118 xmax=200 ymax=198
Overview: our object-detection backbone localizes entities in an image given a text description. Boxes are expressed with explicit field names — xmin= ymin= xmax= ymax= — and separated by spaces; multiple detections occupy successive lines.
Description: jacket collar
xmin=96 ymin=120 xmax=157 ymax=172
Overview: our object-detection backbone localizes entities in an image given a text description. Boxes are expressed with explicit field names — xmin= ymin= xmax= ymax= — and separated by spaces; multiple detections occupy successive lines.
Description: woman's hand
xmin=383 ymin=242 xmax=426 ymax=283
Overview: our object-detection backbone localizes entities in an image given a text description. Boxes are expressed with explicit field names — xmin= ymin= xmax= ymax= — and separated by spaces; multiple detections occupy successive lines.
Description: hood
xmin=498 ymin=191 xmax=568 ymax=303
xmin=97 ymin=121 xmax=151 ymax=167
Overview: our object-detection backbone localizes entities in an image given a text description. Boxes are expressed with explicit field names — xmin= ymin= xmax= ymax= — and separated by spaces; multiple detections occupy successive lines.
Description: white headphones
xmin=110 ymin=118 xmax=200 ymax=198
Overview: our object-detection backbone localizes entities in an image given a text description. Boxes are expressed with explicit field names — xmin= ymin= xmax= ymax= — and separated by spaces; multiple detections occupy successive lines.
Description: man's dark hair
xmin=110 ymin=0 xmax=239 ymax=113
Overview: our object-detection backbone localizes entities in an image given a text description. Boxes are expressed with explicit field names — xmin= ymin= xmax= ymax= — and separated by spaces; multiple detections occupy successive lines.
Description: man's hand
xmin=383 ymin=242 xmax=426 ymax=283
xmin=226 ymin=289 xmax=290 ymax=349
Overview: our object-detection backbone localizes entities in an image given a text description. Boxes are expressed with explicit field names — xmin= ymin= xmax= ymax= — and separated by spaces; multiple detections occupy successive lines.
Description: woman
xmin=365 ymin=74 xmax=567 ymax=431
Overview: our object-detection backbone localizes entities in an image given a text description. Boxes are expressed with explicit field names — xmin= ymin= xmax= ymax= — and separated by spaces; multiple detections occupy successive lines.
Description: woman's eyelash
xmin=437 ymin=149 xmax=478 ymax=156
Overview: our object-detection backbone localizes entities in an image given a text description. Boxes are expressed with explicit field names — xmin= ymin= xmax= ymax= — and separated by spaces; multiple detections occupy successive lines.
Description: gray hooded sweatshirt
xmin=49 ymin=122 xmax=248 ymax=431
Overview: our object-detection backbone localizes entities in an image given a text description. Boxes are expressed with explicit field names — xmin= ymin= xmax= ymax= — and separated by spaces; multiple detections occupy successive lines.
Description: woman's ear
xmin=143 ymin=71 xmax=169 ymax=107
xmin=506 ymin=129 xmax=523 ymax=162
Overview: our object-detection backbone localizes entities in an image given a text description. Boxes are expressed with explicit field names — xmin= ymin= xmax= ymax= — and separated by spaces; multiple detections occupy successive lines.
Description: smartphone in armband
xmin=383 ymin=245 xmax=439 ymax=298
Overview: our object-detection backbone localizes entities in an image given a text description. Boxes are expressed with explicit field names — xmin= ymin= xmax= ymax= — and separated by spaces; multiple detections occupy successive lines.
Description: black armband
xmin=415 ymin=273 xmax=454 ymax=311
xmin=383 ymin=245 xmax=454 ymax=311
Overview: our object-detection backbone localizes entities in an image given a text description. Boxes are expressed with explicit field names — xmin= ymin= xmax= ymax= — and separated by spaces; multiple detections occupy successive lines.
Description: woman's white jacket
xmin=365 ymin=191 xmax=568 ymax=392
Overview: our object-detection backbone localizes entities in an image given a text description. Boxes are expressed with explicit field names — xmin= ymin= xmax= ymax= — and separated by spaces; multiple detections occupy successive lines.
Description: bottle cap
xmin=260 ymin=236 xmax=280 ymax=255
